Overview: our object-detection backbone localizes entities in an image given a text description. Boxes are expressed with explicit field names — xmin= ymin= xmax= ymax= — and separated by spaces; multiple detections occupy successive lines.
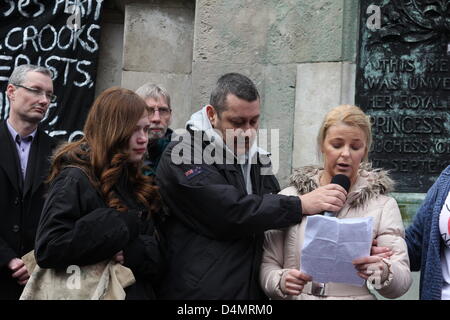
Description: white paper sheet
xmin=300 ymin=215 xmax=373 ymax=286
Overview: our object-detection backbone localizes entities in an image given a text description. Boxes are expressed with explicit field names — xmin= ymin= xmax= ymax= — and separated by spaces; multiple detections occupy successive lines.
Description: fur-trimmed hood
xmin=289 ymin=162 xmax=395 ymax=209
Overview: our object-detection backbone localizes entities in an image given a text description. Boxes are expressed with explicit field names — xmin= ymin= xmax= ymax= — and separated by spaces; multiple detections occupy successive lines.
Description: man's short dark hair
xmin=209 ymin=73 xmax=260 ymax=115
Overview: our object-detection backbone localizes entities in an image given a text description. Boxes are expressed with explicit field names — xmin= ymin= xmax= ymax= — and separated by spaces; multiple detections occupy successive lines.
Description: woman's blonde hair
xmin=317 ymin=104 xmax=372 ymax=162
xmin=48 ymin=87 xmax=160 ymax=215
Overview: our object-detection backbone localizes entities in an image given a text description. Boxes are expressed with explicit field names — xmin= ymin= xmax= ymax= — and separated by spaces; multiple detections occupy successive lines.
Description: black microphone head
xmin=331 ymin=174 xmax=351 ymax=192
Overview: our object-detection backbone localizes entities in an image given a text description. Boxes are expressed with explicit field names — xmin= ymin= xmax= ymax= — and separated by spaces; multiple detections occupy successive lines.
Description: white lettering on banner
xmin=94 ymin=0 xmax=103 ymax=20
xmin=23 ymin=25 xmax=39 ymax=51
xmin=70 ymin=24 xmax=100 ymax=52
xmin=57 ymin=26 xmax=74 ymax=49
xmin=70 ymin=24 xmax=101 ymax=52
xmin=31 ymin=0 xmax=45 ymax=17
xmin=68 ymin=130 xmax=84 ymax=142
xmin=0 ymin=55 xmax=13 ymax=81
xmin=64 ymin=0 xmax=104 ymax=19
xmin=85 ymin=24 xmax=100 ymax=52
xmin=49 ymin=130 xmax=67 ymax=138
xmin=55 ymin=0 xmax=103 ymax=20
xmin=3 ymin=24 xmax=100 ymax=53
xmin=17 ymin=0 xmax=45 ymax=18
xmin=18 ymin=0 xmax=31 ymax=18
xmin=84 ymin=0 xmax=92 ymax=16
xmin=5 ymin=27 xmax=22 ymax=51
xmin=0 ymin=53 xmax=93 ymax=88
xmin=14 ymin=53 xmax=31 ymax=66
xmin=2 ymin=0 xmax=15 ymax=17
xmin=65 ymin=0 xmax=83 ymax=16
xmin=53 ymin=0 xmax=66 ymax=15
xmin=74 ymin=60 xmax=92 ymax=87
xmin=71 ymin=24 xmax=85 ymax=50
xmin=0 ymin=92 xmax=10 ymax=119
xmin=38 ymin=24 xmax=57 ymax=51
xmin=47 ymin=55 xmax=78 ymax=85
xmin=64 ymin=0 xmax=77 ymax=14
xmin=42 ymin=104 xmax=58 ymax=123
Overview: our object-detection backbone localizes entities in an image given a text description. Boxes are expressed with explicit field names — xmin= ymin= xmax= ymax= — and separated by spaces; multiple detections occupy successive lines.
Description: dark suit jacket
xmin=0 ymin=120 xmax=57 ymax=300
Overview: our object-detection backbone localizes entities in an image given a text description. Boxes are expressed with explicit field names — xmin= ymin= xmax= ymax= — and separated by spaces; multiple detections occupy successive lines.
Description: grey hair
xmin=135 ymin=83 xmax=171 ymax=108
xmin=8 ymin=64 xmax=53 ymax=86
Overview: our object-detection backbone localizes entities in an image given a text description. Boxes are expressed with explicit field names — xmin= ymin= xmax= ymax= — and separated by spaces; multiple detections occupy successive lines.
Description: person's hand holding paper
xmin=300 ymin=215 xmax=374 ymax=286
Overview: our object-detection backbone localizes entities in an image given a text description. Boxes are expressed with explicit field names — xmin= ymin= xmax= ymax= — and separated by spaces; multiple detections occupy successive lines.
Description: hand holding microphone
xmin=299 ymin=174 xmax=350 ymax=216
xmin=323 ymin=174 xmax=350 ymax=217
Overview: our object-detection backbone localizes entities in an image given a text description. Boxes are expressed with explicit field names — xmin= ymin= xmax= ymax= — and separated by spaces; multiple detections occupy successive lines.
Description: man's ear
xmin=6 ymin=84 xmax=15 ymax=102
xmin=168 ymin=111 xmax=173 ymax=126
xmin=206 ymin=105 xmax=217 ymax=127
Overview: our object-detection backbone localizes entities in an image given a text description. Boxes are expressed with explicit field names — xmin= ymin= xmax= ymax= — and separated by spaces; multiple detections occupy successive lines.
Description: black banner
xmin=0 ymin=0 xmax=104 ymax=141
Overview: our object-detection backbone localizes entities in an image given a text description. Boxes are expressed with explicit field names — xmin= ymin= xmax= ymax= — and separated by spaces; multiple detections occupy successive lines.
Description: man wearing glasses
xmin=135 ymin=83 xmax=173 ymax=176
xmin=0 ymin=64 xmax=57 ymax=299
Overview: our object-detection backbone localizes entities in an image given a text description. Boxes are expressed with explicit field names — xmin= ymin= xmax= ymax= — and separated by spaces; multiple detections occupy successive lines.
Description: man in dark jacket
xmin=156 ymin=73 xmax=347 ymax=299
xmin=0 ymin=64 xmax=57 ymax=299
xmin=136 ymin=83 xmax=174 ymax=176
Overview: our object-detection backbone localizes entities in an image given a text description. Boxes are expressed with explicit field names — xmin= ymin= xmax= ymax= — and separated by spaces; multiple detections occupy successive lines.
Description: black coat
xmin=0 ymin=121 xmax=57 ymax=300
xmin=34 ymin=166 xmax=165 ymax=300
xmin=155 ymin=129 xmax=302 ymax=299
xmin=143 ymin=128 xmax=173 ymax=176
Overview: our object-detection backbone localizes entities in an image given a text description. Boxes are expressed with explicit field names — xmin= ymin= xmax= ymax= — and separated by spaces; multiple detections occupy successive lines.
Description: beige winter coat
xmin=260 ymin=165 xmax=412 ymax=300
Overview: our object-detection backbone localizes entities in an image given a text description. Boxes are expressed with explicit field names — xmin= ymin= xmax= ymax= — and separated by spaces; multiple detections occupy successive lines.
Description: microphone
xmin=323 ymin=174 xmax=350 ymax=217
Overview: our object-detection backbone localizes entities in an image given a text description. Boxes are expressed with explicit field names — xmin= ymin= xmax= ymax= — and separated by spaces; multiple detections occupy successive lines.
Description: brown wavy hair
xmin=48 ymin=87 xmax=160 ymax=215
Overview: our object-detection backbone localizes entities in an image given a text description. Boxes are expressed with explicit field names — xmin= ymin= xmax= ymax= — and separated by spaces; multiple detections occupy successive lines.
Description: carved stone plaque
xmin=356 ymin=0 xmax=450 ymax=192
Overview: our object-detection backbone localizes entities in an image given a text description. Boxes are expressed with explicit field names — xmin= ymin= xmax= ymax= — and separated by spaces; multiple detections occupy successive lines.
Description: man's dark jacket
xmin=0 ymin=120 xmax=57 ymax=300
xmin=155 ymin=129 xmax=302 ymax=299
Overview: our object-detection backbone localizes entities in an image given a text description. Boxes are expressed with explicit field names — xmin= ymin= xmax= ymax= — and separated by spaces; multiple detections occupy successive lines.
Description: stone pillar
xmin=191 ymin=0 xmax=359 ymax=186
xmin=95 ymin=5 xmax=124 ymax=97
xmin=292 ymin=62 xmax=356 ymax=168
xmin=121 ymin=1 xmax=195 ymax=131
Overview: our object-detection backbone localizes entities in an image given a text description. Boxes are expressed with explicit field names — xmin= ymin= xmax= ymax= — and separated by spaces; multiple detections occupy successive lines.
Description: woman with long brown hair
xmin=34 ymin=87 xmax=164 ymax=299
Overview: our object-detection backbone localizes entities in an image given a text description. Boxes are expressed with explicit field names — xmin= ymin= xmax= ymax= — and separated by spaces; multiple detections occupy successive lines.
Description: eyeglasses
xmin=13 ymin=84 xmax=57 ymax=103
xmin=147 ymin=106 xmax=171 ymax=116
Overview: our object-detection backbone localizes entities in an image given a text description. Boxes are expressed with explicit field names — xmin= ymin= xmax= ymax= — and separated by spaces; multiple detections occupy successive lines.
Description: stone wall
xmin=96 ymin=0 xmax=196 ymax=131
xmin=121 ymin=1 xmax=195 ymax=132
xmin=191 ymin=0 xmax=360 ymax=186
xmin=95 ymin=6 xmax=124 ymax=97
